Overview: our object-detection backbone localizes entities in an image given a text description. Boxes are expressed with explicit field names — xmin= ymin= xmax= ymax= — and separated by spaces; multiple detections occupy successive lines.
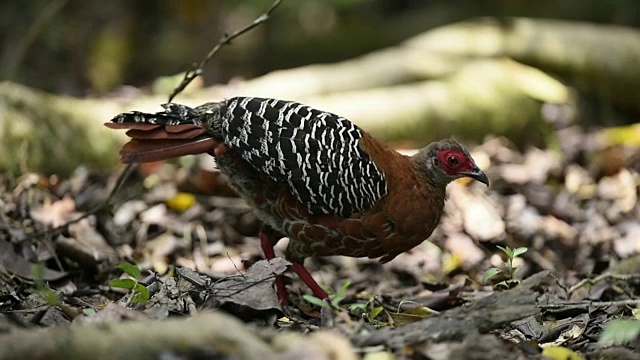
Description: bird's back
xmin=218 ymin=97 xmax=388 ymax=217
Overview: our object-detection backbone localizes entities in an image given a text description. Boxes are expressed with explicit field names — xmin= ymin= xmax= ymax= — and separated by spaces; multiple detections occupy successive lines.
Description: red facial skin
xmin=436 ymin=149 xmax=475 ymax=175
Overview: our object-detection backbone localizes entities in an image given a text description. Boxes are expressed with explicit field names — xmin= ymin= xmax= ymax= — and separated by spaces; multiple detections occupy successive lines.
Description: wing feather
xmin=221 ymin=97 xmax=387 ymax=216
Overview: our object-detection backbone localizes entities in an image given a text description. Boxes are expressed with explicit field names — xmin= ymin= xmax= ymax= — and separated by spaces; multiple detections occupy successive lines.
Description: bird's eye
xmin=447 ymin=155 xmax=460 ymax=167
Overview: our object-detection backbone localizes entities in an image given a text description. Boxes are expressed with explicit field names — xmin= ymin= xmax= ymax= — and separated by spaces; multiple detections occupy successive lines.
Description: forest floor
xmin=1 ymin=126 xmax=639 ymax=359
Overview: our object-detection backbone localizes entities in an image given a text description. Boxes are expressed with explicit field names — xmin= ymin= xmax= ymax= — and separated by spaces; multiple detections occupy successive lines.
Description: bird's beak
xmin=463 ymin=167 xmax=490 ymax=186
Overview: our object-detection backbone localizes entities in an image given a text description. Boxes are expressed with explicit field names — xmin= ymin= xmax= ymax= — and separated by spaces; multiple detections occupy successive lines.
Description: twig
xmin=565 ymin=273 xmax=640 ymax=297
xmin=167 ymin=0 xmax=283 ymax=103
xmin=373 ymin=296 xmax=395 ymax=327
xmin=539 ymin=299 xmax=640 ymax=310
xmin=227 ymin=251 xmax=246 ymax=280
xmin=27 ymin=0 xmax=283 ymax=250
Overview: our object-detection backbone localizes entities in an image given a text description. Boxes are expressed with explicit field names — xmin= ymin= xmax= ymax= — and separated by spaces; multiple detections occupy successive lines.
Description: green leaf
xmin=43 ymin=288 xmax=58 ymax=306
xmin=132 ymin=284 xmax=150 ymax=303
xmin=332 ymin=296 xmax=345 ymax=306
xmin=512 ymin=247 xmax=528 ymax=258
xmin=335 ymin=280 xmax=351 ymax=299
xmin=496 ymin=245 xmax=512 ymax=259
xmin=599 ymin=319 xmax=640 ymax=345
xmin=370 ymin=306 xmax=384 ymax=320
xmin=109 ymin=278 xmax=136 ymax=290
xmin=331 ymin=280 xmax=352 ymax=305
xmin=482 ymin=267 xmax=503 ymax=283
xmin=82 ymin=308 xmax=96 ymax=316
xmin=348 ymin=303 xmax=367 ymax=312
xmin=118 ymin=262 xmax=142 ymax=280
xmin=32 ymin=263 xmax=46 ymax=289
xmin=303 ymin=294 xmax=330 ymax=308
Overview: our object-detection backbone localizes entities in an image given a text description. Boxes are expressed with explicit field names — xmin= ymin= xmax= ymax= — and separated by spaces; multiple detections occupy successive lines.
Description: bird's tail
xmin=105 ymin=103 xmax=219 ymax=163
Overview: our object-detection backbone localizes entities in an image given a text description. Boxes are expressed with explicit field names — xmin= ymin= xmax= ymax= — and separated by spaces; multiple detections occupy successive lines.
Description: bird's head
xmin=411 ymin=139 xmax=489 ymax=188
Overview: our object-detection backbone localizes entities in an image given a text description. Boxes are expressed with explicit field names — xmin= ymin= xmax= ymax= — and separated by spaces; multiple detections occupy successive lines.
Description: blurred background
xmin=2 ymin=0 xmax=639 ymax=95
xmin=4 ymin=0 xmax=640 ymax=175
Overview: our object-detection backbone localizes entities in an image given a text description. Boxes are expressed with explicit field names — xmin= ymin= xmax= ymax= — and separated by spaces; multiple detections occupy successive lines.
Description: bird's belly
xmin=282 ymin=209 xmax=435 ymax=263
xmin=213 ymin=150 xmax=279 ymax=219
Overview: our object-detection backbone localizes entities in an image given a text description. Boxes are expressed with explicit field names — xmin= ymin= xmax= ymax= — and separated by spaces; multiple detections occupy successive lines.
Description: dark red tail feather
xmin=120 ymin=137 xmax=218 ymax=163
xmin=104 ymin=122 xmax=162 ymax=131
xmin=125 ymin=125 xmax=208 ymax=141
xmin=106 ymin=122 xmax=218 ymax=163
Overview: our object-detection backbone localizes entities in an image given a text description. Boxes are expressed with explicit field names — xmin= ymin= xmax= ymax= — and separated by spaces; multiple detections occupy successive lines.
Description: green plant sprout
xmin=483 ymin=246 xmax=528 ymax=289
xmin=33 ymin=263 xmax=60 ymax=306
xmin=348 ymin=300 xmax=386 ymax=325
xmin=599 ymin=319 xmax=640 ymax=345
xmin=303 ymin=279 xmax=351 ymax=309
xmin=599 ymin=302 xmax=640 ymax=346
xmin=109 ymin=262 xmax=150 ymax=303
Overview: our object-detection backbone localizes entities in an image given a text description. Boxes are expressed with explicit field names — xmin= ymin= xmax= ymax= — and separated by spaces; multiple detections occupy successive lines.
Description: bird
xmin=106 ymin=97 xmax=489 ymax=303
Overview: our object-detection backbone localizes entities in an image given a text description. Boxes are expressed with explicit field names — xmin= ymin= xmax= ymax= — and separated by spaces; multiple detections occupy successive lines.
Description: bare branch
xmin=168 ymin=0 xmax=284 ymax=102
xmin=29 ymin=0 xmax=284 ymax=242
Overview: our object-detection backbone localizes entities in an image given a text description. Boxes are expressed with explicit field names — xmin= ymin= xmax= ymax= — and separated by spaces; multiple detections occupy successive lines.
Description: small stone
xmin=113 ymin=200 xmax=147 ymax=226
xmin=140 ymin=203 xmax=168 ymax=224
xmin=614 ymin=222 xmax=640 ymax=257
xmin=462 ymin=195 xmax=505 ymax=241
xmin=578 ymin=212 xmax=619 ymax=245
xmin=444 ymin=233 xmax=485 ymax=267
xmin=499 ymin=147 xmax=558 ymax=185
xmin=539 ymin=215 xmax=576 ymax=246
xmin=597 ymin=169 xmax=637 ymax=214
xmin=564 ymin=164 xmax=595 ymax=198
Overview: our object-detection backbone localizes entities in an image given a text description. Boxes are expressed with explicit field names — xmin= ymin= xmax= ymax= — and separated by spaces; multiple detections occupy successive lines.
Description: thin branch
xmin=539 ymin=299 xmax=640 ymax=310
xmin=167 ymin=0 xmax=283 ymax=103
xmin=566 ymin=273 xmax=640 ymax=297
xmin=227 ymin=251 xmax=246 ymax=280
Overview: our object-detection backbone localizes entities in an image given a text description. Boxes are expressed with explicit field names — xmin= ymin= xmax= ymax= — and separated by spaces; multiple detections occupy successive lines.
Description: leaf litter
xmin=0 ymin=127 xmax=639 ymax=358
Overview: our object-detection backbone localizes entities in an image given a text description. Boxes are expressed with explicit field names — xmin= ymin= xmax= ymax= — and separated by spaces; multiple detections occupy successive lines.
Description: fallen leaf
xmin=541 ymin=346 xmax=584 ymax=360
xmin=206 ymin=258 xmax=290 ymax=312
xmin=166 ymin=192 xmax=196 ymax=212
xmin=30 ymin=195 xmax=76 ymax=227
xmin=0 ymin=239 xmax=67 ymax=281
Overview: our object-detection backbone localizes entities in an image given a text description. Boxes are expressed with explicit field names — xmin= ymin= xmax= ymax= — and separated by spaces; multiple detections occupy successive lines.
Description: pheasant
xmin=106 ymin=97 xmax=489 ymax=303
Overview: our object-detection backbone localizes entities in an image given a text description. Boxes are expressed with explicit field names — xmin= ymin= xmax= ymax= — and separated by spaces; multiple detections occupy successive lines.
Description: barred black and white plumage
xmin=221 ymin=97 xmax=387 ymax=216
xmin=112 ymin=97 xmax=388 ymax=217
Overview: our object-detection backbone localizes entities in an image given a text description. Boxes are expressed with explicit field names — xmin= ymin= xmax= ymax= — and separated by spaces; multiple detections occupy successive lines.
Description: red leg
xmin=292 ymin=262 xmax=329 ymax=300
xmin=259 ymin=230 xmax=289 ymax=305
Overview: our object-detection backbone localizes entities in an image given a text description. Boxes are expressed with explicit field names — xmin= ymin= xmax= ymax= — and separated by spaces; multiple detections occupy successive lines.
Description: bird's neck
xmin=409 ymin=152 xmax=448 ymax=192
